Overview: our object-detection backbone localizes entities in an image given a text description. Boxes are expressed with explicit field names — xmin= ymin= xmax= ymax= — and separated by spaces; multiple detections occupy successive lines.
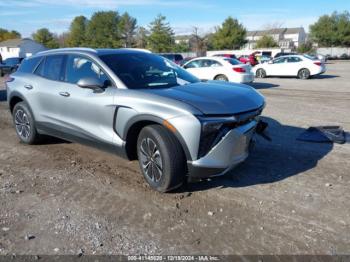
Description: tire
xmin=137 ymin=125 xmax=186 ymax=192
xmin=214 ymin=74 xmax=228 ymax=81
xmin=298 ymin=68 xmax=310 ymax=79
xmin=256 ymin=68 xmax=266 ymax=78
xmin=12 ymin=102 xmax=42 ymax=144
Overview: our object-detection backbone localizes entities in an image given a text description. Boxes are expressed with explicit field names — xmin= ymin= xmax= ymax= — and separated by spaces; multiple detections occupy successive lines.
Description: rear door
xmin=55 ymin=54 xmax=116 ymax=146
xmin=286 ymin=56 xmax=303 ymax=76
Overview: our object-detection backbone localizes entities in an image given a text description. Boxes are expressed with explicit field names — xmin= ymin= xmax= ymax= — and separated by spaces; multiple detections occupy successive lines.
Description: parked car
xmin=238 ymin=54 xmax=258 ymax=66
xmin=0 ymin=57 xmax=23 ymax=76
xmin=254 ymin=54 xmax=326 ymax=79
xmin=159 ymin=53 xmax=184 ymax=64
xmin=6 ymin=48 xmax=265 ymax=192
xmin=213 ymin=54 xmax=237 ymax=59
xmin=274 ymin=52 xmax=297 ymax=58
xmin=238 ymin=55 xmax=250 ymax=64
xmin=183 ymin=56 xmax=255 ymax=83
xmin=179 ymin=57 xmax=195 ymax=67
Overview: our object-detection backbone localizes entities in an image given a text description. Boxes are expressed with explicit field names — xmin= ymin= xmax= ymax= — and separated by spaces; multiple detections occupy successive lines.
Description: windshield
xmin=99 ymin=53 xmax=199 ymax=89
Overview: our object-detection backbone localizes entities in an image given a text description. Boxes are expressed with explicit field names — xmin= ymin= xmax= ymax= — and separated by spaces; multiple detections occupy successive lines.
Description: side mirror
xmin=77 ymin=77 xmax=104 ymax=93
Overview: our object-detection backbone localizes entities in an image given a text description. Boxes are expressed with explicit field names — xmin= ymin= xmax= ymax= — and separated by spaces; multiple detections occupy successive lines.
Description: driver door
xmin=267 ymin=57 xmax=289 ymax=76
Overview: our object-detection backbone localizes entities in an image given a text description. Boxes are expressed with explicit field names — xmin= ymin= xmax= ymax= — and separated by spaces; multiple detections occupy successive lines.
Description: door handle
xmin=24 ymin=84 xmax=33 ymax=90
xmin=59 ymin=92 xmax=70 ymax=97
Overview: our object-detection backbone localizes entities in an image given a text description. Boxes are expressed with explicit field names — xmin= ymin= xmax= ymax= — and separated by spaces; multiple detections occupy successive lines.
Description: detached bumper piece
xmin=297 ymin=126 xmax=346 ymax=144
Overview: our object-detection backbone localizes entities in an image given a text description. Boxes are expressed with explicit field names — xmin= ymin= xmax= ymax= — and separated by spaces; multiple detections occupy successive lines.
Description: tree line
xmin=1 ymin=10 xmax=349 ymax=53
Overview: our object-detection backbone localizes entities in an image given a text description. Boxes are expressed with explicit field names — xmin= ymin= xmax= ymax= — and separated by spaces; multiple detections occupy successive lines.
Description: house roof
xmin=0 ymin=38 xmax=35 ymax=47
xmin=247 ymin=27 xmax=304 ymax=37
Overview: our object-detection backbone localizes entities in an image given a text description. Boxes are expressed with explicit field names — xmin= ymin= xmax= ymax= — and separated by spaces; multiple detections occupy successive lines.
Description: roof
xmin=247 ymin=27 xmax=304 ymax=37
xmin=36 ymin=47 xmax=152 ymax=57
xmin=0 ymin=38 xmax=36 ymax=47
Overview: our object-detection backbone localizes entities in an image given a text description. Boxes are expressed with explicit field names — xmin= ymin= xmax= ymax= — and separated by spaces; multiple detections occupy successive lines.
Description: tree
xmin=190 ymin=27 xmax=207 ymax=56
xmin=119 ymin=12 xmax=137 ymax=48
xmin=297 ymin=41 xmax=315 ymax=54
xmin=211 ymin=17 xmax=246 ymax=50
xmin=255 ymin=35 xmax=279 ymax=48
xmin=57 ymin=32 xmax=70 ymax=48
xmin=147 ymin=14 xmax=175 ymax=52
xmin=134 ymin=26 xmax=149 ymax=49
xmin=173 ymin=41 xmax=190 ymax=53
xmin=310 ymin=11 xmax=350 ymax=47
xmin=32 ymin=28 xmax=59 ymax=48
xmin=85 ymin=11 xmax=122 ymax=48
xmin=67 ymin=16 xmax=88 ymax=47
xmin=0 ymin=28 xmax=21 ymax=42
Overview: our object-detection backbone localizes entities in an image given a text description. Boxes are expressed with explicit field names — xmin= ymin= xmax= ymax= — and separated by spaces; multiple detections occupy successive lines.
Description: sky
xmin=0 ymin=0 xmax=350 ymax=37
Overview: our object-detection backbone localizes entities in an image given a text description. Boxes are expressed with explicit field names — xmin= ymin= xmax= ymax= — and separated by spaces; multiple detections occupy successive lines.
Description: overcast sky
xmin=1 ymin=0 xmax=349 ymax=37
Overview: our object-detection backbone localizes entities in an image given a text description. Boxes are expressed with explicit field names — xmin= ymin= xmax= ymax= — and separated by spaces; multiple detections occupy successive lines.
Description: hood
xmin=142 ymin=81 xmax=265 ymax=115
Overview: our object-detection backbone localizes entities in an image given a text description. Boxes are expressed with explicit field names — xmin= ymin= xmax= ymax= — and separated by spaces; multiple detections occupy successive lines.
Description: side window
xmin=35 ymin=55 xmax=65 ymax=81
xmin=287 ymin=57 xmax=302 ymax=63
xmin=65 ymin=55 xmax=109 ymax=85
xmin=184 ymin=60 xmax=201 ymax=69
xmin=17 ymin=56 xmax=42 ymax=73
xmin=273 ymin=57 xmax=287 ymax=64
xmin=208 ymin=60 xmax=222 ymax=67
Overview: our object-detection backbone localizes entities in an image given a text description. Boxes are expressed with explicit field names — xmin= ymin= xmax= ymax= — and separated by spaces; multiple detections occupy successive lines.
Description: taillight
xmin=233 ymin=67 xmax=246 ymax=73
xmin=314 ymin=62 xmax=322 ymax=66
xmin=4 ymin=75 xmax=15 ymax=83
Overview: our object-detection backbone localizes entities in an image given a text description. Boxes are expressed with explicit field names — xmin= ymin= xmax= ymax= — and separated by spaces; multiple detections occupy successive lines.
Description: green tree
xmin=147 ymin=14 xmax=174 ymax=52
xmin=297 ymin=41 xmax=315 ymax=54
xmin=211 ymin=17 xmax=246 ymax=50
xmin=67 ymin=16 xmax=88 ymax=47
xmin=85 ymin=11 xmax=122 ymax=48
xmin=310 ymin=11 xmax=350 ymax=47
xmin=32 ymin=28 xmax=59 ymax=48
xmin=173 ymin=41 xmax=190 ymax=52
xmin=0 ymin=28 xmax=21 ymax=42
xmin=134 ymin=26 xmax=148 ymax=49
xmin=119 ymin=12 xmax=137 ymax=48
xmin=255 ymin=35 xmax=279 ymax=48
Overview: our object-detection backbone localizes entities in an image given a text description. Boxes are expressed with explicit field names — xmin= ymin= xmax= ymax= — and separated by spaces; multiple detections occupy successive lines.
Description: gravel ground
xmin=0 ymin=62 xmax=349 ymax=255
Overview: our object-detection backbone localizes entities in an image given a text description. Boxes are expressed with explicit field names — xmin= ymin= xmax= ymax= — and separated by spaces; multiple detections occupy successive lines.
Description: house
xmin=0 ymin=38 xmax=46 ymax=60
xmin=244 ymin=27 xmax=306 ymax=50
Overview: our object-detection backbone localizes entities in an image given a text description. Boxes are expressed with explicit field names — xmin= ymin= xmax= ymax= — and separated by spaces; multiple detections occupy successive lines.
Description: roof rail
xmin=37 ymin=47 xmax=97 ymax=55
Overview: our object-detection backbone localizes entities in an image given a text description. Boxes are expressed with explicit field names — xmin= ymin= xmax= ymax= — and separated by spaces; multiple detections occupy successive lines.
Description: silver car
xmin=6 ymin=48 xmax=265 ymax=192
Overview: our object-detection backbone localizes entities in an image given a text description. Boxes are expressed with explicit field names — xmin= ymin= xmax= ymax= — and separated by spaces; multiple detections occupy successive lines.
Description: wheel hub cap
xmin=140 ymin=138 xmax=163 ymax=182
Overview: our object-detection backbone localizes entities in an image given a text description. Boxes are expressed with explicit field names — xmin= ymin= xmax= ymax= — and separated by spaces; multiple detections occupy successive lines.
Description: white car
xmin=254 ymin=55 xmax=326 ymax=79
xmin=183 ymin=57 xmax=254 ymax=83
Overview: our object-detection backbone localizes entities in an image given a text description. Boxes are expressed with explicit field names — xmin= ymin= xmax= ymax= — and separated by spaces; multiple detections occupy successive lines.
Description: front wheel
xmin=298 ymin=68 xmax=310 ymax=79
xmin=137 ymin=125 xmax=186 ymax=192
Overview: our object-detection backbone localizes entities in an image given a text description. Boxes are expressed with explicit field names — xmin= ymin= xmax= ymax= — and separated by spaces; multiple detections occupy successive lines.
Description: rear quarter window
xmin=17 ymin=57 xmax=42 ymax=74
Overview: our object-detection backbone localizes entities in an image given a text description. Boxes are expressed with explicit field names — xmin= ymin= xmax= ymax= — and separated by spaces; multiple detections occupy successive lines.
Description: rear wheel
xmin=256 ymin=68 xmax=266 ymax=78
xmin=137 ymin=125 xmax=186 ymax=192
xmin=214 ymin=74 xmax=228 ymax=81
xmin=298 ymin=68 xmax=310 ymax=79
xmin=12 ymin=102 xmax=42 ymax=144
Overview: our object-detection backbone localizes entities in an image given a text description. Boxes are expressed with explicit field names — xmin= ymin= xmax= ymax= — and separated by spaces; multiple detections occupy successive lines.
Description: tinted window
xmin=184 ymin=60 xmax=201 ymax=68
xmin=4 ymin=58 xmax=21 ymax=66
xmin=174 ymin=54 xmax=183 ymax=61
xmin=273 ymin=57 xmax=287 ymax=64
xmin=65 ymin=55 xmax=109 ymax=85
xmin=287 ymin=57 xmax=302 ymax=63
xmin=36 ymin=55 xmax=65 ymax=81
xmin=99 ymin=53 xmax=199 ymax=89
xmin=199 ymin=59 xmax=222 ymax=68
xmin=17 ymin=57 xmax=42 ymax=73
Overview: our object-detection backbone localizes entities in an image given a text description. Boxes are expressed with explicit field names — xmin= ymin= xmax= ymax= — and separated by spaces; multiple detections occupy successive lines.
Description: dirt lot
xmin=0 ymin=62 xmax=349 ymax=255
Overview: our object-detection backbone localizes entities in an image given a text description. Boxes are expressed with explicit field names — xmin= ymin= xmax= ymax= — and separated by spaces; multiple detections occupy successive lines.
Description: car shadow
xmin=311 ymin=75 xmax=339 ymax=79
xmin=0 ymin=90 xmax=7 ymax=102
xmin=178 ymin=117 xmax=334 ymax=193
xmin=248 ymin=82 xmax=279 ymax=89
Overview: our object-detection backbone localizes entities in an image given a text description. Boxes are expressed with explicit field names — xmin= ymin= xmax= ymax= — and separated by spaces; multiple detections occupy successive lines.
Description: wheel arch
xmin=123 ymin=115 xmax=192 ymax=161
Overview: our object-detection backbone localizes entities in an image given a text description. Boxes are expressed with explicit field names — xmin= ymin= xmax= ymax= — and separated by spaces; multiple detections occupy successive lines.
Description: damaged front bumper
xmin=187 ymin=119 xmax=258 ymax=179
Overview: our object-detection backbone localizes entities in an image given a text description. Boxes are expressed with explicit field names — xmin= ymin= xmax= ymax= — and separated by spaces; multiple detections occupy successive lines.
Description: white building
xmin=245 ymin=27 xmax=306 ymax=50
xmin=0 ymin=38 xmax=46 ymax=60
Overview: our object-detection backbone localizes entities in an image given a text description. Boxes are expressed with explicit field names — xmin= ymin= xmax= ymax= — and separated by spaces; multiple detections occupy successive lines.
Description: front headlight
xmin=197 ymin=116 xmax=237 ymax=158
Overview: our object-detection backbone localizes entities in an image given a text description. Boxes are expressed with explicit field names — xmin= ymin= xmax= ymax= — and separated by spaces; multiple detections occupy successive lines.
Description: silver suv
xmin=6 ymin=48 xmax=265 ymax=192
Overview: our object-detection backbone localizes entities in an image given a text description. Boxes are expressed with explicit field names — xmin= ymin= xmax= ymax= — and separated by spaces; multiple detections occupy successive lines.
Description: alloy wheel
xmin=15 ymin=109 xmax=31 ymax=139
xmin=139 ymin=138 xmax=163 ymax=183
